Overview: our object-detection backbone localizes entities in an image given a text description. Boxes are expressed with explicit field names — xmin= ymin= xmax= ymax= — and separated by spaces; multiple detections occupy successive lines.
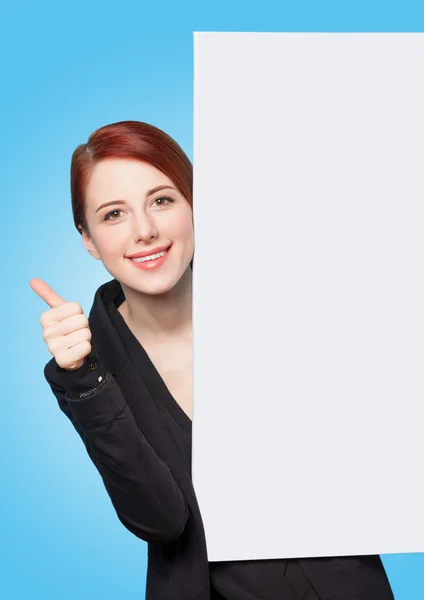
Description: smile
xmin=131 ymin=249 xmax=168 ymax=263
xmin=127 ymin=246 xmax=172 ymax=271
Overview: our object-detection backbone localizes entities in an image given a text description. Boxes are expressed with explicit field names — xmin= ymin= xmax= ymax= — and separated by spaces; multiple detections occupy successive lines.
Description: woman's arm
xmin=44 ymin=357 xmax=189 ymax=544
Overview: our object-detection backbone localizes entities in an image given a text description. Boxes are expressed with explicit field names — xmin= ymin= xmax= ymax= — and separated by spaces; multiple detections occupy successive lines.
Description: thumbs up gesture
xmin=30 ymin=278 xmax=92 ymax=371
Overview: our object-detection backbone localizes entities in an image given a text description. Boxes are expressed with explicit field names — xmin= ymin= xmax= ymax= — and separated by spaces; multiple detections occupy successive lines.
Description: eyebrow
xmin=95 ymin=185 xmax=177 ymax=214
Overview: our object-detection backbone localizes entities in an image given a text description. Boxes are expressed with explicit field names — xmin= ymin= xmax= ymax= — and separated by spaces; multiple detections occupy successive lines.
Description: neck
xmin=118 ymin=266 xmax=192 ymax=342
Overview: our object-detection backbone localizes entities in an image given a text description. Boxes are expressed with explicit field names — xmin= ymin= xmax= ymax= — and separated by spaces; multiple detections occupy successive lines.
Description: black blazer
xmin=44 ymin=279 xmax=395 ymax=600
xmin=44 ymin=279 xmax=211 ymax=600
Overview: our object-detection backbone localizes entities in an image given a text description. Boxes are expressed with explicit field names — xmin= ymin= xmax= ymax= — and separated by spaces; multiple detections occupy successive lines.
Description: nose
xmin=131 ymin=211 xmax=158 ymax=244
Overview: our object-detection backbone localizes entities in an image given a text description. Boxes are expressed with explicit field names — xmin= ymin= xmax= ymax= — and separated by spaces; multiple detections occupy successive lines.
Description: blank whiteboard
xmin=191 ymin=32 xmax=424 ymax=562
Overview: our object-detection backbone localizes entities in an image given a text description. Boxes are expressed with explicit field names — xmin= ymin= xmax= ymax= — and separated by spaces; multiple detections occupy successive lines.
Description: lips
xmin=127 ymin=245 xmax=172 ymax=271
xmin=128 ymin=243 xmax=172 ymax=259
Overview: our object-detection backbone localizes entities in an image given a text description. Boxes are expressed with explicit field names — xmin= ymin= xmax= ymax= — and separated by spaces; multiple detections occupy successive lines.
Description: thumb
xmin=30 ymin=278 xmax=66 ymax=308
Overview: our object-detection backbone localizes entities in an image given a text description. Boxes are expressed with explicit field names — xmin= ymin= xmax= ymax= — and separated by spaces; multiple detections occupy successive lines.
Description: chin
xmin=136 ymin=281 xmax=178 ymax=297
xmin=119 ymin=270 xmax=186 ymax=297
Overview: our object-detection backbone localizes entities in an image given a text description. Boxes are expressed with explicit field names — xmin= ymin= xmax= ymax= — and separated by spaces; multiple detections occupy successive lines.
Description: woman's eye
xmin=152 ymin=196 xmax=174 ymax=207
xmin=104 ymin=209 xmax=122 ymax=221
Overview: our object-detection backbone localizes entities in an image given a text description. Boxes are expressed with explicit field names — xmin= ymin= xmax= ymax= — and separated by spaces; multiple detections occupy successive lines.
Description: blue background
xmin=1 ymin=1 xmax=423 ymax=598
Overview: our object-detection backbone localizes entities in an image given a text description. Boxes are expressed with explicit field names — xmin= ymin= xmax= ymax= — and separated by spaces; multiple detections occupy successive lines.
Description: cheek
xmin=93 ymin=228 xmax=127 ymax=259
xmin=169 ymin=210 xmax=194 ymax=242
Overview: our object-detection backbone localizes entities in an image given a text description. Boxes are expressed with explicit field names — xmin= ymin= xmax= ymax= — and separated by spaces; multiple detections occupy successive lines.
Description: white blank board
xmin=192 ymin=32 xmax=424 ymax=562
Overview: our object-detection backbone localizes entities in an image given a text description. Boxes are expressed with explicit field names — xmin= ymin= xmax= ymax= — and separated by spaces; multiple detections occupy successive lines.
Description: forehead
xmin=85 ymin=158 xmax=173 ymax=203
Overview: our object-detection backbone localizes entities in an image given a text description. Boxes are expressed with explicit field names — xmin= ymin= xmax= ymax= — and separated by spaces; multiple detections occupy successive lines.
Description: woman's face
xmin=81 ymin=158 xmax=194 ymax=296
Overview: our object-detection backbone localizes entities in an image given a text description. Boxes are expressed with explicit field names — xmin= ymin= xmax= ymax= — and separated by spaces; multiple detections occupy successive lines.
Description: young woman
xmin=31 ymin=121 xmax=395 ymax=600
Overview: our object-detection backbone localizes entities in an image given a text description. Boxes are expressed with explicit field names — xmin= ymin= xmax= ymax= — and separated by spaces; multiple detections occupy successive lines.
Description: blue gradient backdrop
xmin=1 ymin=1 xmax=423 ymax=598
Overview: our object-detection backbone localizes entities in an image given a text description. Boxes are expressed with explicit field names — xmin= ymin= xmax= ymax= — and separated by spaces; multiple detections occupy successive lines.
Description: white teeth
xmin=132 ymin=249 xmax=167 ymax=263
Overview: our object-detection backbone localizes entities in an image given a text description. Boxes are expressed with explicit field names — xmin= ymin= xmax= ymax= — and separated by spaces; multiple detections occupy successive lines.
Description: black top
xmin=44 ymin=279 xmax=395 ymax=600
xmin=107 ymin=280 xmax=318 ymax=600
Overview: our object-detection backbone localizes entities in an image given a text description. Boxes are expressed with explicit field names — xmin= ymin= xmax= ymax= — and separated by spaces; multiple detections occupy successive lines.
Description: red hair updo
xmin=70 ymin=120 xmax=192 ymax=233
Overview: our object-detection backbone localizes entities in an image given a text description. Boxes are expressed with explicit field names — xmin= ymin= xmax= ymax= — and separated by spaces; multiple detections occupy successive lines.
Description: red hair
xmin=71 ymin=121 xmax=192 ymax=233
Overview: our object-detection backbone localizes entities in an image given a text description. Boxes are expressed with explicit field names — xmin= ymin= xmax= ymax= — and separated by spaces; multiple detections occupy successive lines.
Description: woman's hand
xmin=30 ymin=278 xmax=92 ymax=371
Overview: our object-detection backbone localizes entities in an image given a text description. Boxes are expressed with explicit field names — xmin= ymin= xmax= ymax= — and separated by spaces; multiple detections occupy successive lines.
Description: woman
xmin=31 ymin=121 xmax=395 ymax=600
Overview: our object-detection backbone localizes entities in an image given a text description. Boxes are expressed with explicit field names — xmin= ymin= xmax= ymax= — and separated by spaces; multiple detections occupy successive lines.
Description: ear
xmin=81 ymin=228 xmax=101 ymax=260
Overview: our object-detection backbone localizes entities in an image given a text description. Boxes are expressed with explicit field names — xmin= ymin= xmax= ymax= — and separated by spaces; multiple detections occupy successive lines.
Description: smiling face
xmin=81 ymin=158 xmax=194 ymax=296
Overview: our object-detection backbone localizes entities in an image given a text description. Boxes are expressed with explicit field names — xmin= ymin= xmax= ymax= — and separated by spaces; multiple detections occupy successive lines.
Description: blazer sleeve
xmin=44 ymin=356 xmax=189 ymax=544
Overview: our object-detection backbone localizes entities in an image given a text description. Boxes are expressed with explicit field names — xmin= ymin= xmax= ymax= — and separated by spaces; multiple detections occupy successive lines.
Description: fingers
xmin=40 ymin=301 xmax=84 ymax=328
xmin=43 ymin=313 xmax=88 ymax=339
xmin=55 ymin=341 xmax=92 ymax=371
xmin=46 ymin=327 xmax=92 ymax=357
xmin=30 ymin=278 xmax=66 ymax=308
xmin=32 ymin=277 xmax=93 ymax=371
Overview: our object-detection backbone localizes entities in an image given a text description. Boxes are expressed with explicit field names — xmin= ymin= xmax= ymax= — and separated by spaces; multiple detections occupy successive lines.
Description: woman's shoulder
xmin=87 ymin=278 xmax=123 ymax=324
xmin=90 ymin=278 xmax=122 ymax=310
